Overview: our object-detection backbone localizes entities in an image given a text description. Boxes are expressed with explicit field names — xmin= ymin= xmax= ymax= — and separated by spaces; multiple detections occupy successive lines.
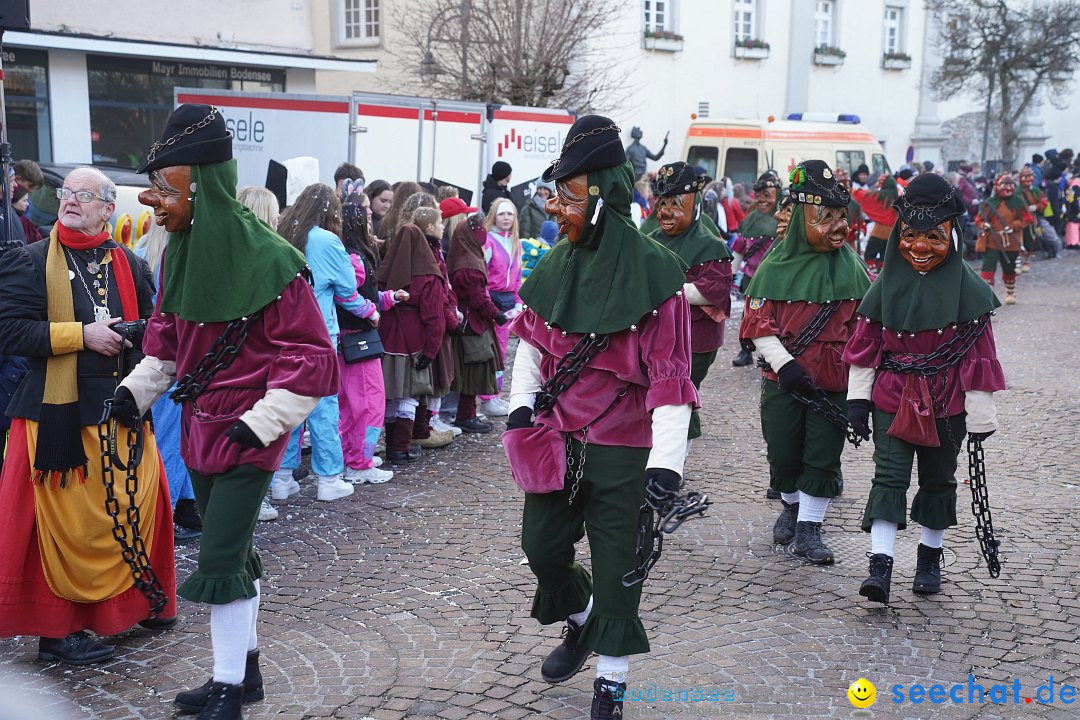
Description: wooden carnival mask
xmin=547 ymin=174 xmax=589 ymax=244
xmin=898 ymin=220 xmax=952 ymax=273
xmin=804 ymin=203 xmax=849 ymax=253
xmin=654 ymin=192 xmax=696 ymax=237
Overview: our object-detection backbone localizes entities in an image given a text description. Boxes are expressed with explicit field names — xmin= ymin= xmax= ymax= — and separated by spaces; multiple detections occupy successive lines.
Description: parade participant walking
xmin=731 ymin=171 xmax=782 ymax=367
xmin=976 ymin=173 xmax=1032 ymax=305
xmin=0 ymin=167 xmax=175 ymax=663
xmin=117 ymin=104 xmax=340 ymax=719
xmin=448 ymin=214 xmax=507 ymax=434
xmin=377 ymin=223 xmax=448 ymax=466
xmin=834 ymin=168 xmax=866 ymax=252
xmin=844 ymin=173 xmax=1005 ymax=604
xmin=337 ymin=200 xmax=405 ymax=485
xmin=1018 ymin=166 xmax=1048 ymax=272
xmin=650 ymin=161 xmax=733 ymax=445
xmin=481 ymin=199 xmax=523 ymax=416
xmin=852 ymin=173 xmax=900 ymax=274
xmin=739 ymin=160 xmax=871 ymax=564
xmin=505 ymin=116 xmax=697 ymax=719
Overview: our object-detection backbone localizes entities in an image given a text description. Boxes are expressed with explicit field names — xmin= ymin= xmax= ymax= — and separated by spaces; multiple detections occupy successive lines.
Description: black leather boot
xmin=732 ymin=348 xmax=754 ymax=367
xmin=591 ymin=678 xmax=626 ymax=720
xmin=859 ymin=553 xmax=894 ymax=604
xmin=765 ymin=487 xmax=781 ymax=500
xmin=792 ymin=521 xmax=835 ymax=564
xmin=540 ymin=618 xmax=592 ymax=683
xmin=912 ymin=543 xmax=944 ymax=594
xmin=194 ymin=682 xmax=243 ymax=720
xmin=772 ymin=500 xmax=799 ymax=544
xmin=38 ymin=631 xmax=114 ymax=665
xmin=174 ymin=498 xmax=203 ymax=530
xmin=174 ymin=649 xmax=265 ymax=713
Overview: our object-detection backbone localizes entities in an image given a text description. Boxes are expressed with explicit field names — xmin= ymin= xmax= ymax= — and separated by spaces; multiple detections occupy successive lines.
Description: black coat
xmin=481 ymin=175 xmax=512 ymax=214
xmin=0 ymin=238 xmax=155 ymax=424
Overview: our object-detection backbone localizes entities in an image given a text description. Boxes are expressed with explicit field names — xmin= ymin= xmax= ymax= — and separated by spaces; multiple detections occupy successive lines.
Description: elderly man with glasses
xmin=0 ymin=166 xmax=177 ymax=664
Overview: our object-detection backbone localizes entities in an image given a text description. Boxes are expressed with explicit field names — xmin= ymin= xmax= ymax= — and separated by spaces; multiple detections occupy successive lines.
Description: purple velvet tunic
xmin=842 ymin=316 xmax=1006 ymax=417
xmin=685 ymin=259 xmax=733 ymax=353
xmin=510 ymin=294 xmax=700 ymax=448
xmin=143 ymin=276 xmax=340 ymax=475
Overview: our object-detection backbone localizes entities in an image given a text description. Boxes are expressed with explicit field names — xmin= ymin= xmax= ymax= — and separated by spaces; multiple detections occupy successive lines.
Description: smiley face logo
xmin=848 ymin=678 xmax=877 ymax=708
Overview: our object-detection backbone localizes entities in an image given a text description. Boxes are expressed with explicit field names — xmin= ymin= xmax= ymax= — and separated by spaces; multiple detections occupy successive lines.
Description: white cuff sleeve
xmin=753 ymin=335 xmax=795 ymax=371
xmin=682 ymin=282 xmax=709 ymax=306
xmin=847 ymin=365 xmax=876 ymax=401
xmin=965 ymin=390 xmax=998 ymax=433
xmin=508 ymin=340 xmax=543 ymax=412
xmin=119 ymin=356 xmax=177 ymax=415
xmin=646 ymin=404 xmax=692 ymax=475
xmin=239 ymin=389 xmax=320 ymax=446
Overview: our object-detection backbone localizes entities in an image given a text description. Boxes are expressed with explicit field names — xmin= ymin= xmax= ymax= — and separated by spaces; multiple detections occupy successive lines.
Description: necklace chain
xmin=65 ymin=247 xmax=111 ymax=322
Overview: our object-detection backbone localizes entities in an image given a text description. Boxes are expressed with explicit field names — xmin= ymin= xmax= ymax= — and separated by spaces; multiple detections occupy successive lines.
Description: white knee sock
xmin=247 ymin=579 xmax=261 ymax=652
xmin=871 ymin=519 xmax=898 ymax=556
xmin=780 ymin=491 xmax=800 ymax=505
xmin=395 ymin=397 xmax=419 ymax=420
xmin=796 ymin=492 xmax=830 ymax=522
xmin=428 ymin=396 xmax=442 ymax=414
xmin=920 ymin=527 xmax=945 ymax=549
xmin=568 ymin=595 xmax=593 ymax=627
xmin=211 ymin=597 xmax=254 ymax=685
xmin=596 ymin=655 xmax=628 ymax=684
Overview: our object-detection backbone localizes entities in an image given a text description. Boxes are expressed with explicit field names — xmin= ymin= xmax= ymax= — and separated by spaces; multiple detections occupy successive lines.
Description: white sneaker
xmin=316 ymin=474 xmax=354 ymax=501
xmin=270 ymin=470 xmax=301 ymax=500
xmin=258 ymin=496 xmax=279 ymax=521
xmin=431 ymin=415 xmax=463 ymax=437
xmin=373 ymin=455 xmax=384 ymax=467
xmin=478 ymin=397 xmax=510 ymax=417
xmin=345 ymin=466 xmax=394 ymax=484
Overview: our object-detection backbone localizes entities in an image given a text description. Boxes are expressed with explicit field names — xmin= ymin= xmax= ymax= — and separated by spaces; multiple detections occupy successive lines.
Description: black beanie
xmin=492 ymin=161 xmax=512 ymax=181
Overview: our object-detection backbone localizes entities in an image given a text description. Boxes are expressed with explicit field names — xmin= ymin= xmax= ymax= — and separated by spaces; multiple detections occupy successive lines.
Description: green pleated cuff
xmin=910 ymin=488 xmax=958 ymax=531
xmin=578 ymin=613 xmax=651 ymax=657
xmin=797 ymin=470 xmax=840 ymax=500
xmin=179 ymin=552 xmax=262 ymax=605
xmin=861 ymin=486 xmax=911 ymax=532
xmin=530 ymin=562 xmax=592 ymax=625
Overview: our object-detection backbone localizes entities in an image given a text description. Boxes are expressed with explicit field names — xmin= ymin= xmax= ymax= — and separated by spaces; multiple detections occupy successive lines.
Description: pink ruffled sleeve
xmin=842 ymin=316 xmax=885 ymax=368
xmin=960 ymin=320 xmax=1006 ymax=392
xmin=687 ymin=259 xmax=733 ymax=315
xmin=260 ymin=277 xmax=341 ymax=398
xmin=738 ymin=297 xmax=780 ymax=340
xmin=640 ymin=294 xmax=700 ymax=411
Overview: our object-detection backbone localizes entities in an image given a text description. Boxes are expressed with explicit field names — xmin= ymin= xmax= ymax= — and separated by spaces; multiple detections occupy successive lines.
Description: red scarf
xmin=57 ymin=222 xmax=138 ymax=321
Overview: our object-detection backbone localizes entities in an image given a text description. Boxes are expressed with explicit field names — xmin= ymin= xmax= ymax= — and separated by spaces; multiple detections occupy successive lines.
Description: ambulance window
xmin=724 ymin=148 xmax=758 ymax=186
xmin=687 ymin=146 xmax=718 ymax=182
xmin=835 ymin=150 xmax=865 ymax=176
xmin=872 ymin=154 xmax=890 ymax=175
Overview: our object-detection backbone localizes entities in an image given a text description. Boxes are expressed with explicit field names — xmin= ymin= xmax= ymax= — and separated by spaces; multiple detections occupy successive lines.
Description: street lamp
xmin=419 ymin=49 xmax=443 ymax=80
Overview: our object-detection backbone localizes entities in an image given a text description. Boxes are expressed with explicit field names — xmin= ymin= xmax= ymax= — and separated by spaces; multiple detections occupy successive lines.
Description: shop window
xmin=87 ymin=55 xmax=284 ymax=168
xmin=2 ymin=48 xmax=51 ymax=162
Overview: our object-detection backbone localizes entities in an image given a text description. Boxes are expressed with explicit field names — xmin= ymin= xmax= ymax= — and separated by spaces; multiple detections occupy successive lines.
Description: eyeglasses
xmin=56 ymin=188 xmax=108 ymax=203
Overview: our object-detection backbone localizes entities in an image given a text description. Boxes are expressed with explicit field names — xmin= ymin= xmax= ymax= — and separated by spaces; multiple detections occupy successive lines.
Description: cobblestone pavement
xmin=2 ymin=254 xmax=1079 ymax=720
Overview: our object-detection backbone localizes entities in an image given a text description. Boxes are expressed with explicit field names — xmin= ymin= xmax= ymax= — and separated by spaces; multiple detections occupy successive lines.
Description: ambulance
xmin=681 ymin=114 xmax=889 ymax=187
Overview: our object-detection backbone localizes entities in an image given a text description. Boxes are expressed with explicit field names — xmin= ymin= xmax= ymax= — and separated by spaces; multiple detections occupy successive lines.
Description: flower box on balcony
xmin=734 ymin=44 xmax=770 ymax=60
xmin=882 ymin=54 xmax=912 ymax=70
xmin=644 ymin=29 xmax=684 ymax=52
xmin=813 ymin=46 xmax=846 ymax=66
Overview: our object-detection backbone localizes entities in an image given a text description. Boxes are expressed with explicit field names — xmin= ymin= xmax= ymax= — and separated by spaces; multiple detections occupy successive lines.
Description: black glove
xmin=968 ymin=429 xmax=996 ymax=443
xmin=506 ymin=406 xmax=534 ymax=430
xmin=777 ymin=360 xmax=816 ymax=395
xmin=105 ymin=386 xmax=141 ymax=428
xmin=847 ymin=399 xmax=872 ymax=441
xmin=495 ymin=312 xmax=509 ymax=326
xmin=645 ymin=467 xmax=681 ymax=494
xmin=448 ymin=323 xmax=465 ymax=338
xmin=414 ymin=355 xmax=432 ymax=370
xmin=225 ymin=420 xmax=265 ymax=448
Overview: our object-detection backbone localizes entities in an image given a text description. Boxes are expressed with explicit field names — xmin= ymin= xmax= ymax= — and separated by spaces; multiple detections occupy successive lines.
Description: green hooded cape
xmin=744 ymin=204 xmax=870 ymax=303
xmin=735 ymin=198 xmax=779 ymax=239
xmin=648 ymin=193 xmax=733 ymax=267
xmin=160 ymin=160 xmax=307 ymax=322
xmin=858 ymin=222 xmax=1000 ymax=332
xmin=519 ymin=162 xmax=687 ymax=335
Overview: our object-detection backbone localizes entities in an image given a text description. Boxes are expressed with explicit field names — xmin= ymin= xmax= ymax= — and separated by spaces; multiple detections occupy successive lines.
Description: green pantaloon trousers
xmin=759 ymin=379 xmax=845 ymax=498
xmin=688 ymin=350 xmax=718 ymax=440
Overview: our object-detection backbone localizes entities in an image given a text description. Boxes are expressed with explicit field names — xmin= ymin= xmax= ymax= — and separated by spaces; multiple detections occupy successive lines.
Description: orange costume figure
xmin=976 ymin=173 xmax=1034 ymax=305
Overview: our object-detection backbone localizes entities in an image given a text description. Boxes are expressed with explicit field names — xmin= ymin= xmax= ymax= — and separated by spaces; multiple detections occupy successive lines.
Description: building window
xmin=337 ymin=0 xmax=380 ymax=47
xmin=644 ymin=0 xmax=673 ymax=33
xmin=86 ymin=55 xmax=285 ymax=167
xmin=2 ymin=48 xmax=51 ymax=162
xmin=883 ymin=6 xmax=904 ymax=55
xmin=814 ymin=0 xmax=835 ymax=47
xmin=732 ymin=0 xmax=757 ymax=43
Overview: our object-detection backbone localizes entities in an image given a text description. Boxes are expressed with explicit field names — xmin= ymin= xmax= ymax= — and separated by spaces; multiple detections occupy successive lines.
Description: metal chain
xmin=565 ymin=429 xmax=587 ymax=507
xmin=788 ymin=390 xmax=864 ymax=447
xmin=622 ymin=487 xmax=710 ymax=587
xmin=533 ymin=334 xmax=609 ymax=413
xmin=171 ymin=310 xmax=263 ymax=404
xmin=98 ymin=408 xmax=168 ymax=618
xmin=742 ymin=235 xmax=773 ymax=261
xmin=785 ymin=302 xmax=841 ymax=358
xmin=880 ymin=316 xmax=991 ymax=377
xmin=546 ymin=125 xmax=621 ymax=174
xmin=146 ymin=106 xmax=219 ymax=163
xmin=967 ymin=435 xmax=1002 ymax=578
